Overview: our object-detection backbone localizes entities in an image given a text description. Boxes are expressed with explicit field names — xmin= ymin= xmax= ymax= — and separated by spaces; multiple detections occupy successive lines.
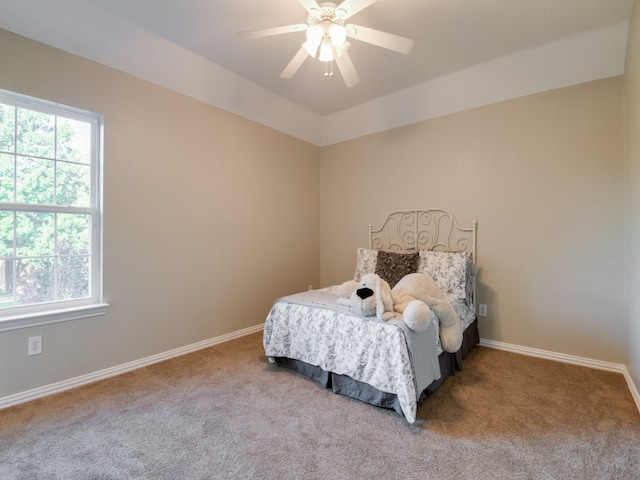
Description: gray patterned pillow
xmin=417 ymin=251 xmax=468 ymax=299
xmin=354 ymin=247 xmax=378 ymax=281
xmin=375 ymin=250 xmax=419 ymax=288
xmin=465 ymin=258 xmax=479 ymax=307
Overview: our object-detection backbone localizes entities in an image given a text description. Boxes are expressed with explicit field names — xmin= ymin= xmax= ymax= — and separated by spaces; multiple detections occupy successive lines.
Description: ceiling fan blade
xmin=280 ymin=47 xmax=310 ymax=79
xmin=298 ymin=0 xmax=321 ymax=13
xmin=334 ymin=49 xmax=360 ymax=87
xmin=336 ymin=0 xmax=378 ymax=19
xmin=237 ymin=24 xmax=307 ymax=40
xmin=346 ymin=24 xmax=414 ymax=54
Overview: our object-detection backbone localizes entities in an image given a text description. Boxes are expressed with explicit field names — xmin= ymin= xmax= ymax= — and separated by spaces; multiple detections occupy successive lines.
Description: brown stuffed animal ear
xmin=375 ymin=275 xmax=395 ymax=321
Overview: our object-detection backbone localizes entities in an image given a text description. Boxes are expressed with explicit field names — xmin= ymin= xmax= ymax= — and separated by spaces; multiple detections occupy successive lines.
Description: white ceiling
xmin=0 ymin=0 xmax=635 ymax=145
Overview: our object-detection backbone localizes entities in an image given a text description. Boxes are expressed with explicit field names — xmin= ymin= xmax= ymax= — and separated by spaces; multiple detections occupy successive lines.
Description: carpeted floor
xmin=1 ymin=331 xmax=639 ymax=479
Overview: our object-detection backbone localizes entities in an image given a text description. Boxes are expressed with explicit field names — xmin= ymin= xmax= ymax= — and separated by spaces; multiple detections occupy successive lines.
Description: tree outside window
xmin=0 ymin=93 xmax=101 ymax=314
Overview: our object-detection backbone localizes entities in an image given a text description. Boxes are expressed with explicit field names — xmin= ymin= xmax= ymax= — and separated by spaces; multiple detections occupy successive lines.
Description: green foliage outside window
xmin=0 ymin=101 xmax=93 ymax=308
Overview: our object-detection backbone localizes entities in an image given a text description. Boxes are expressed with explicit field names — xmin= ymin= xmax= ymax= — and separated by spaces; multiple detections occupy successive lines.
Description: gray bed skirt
xmin=271 ymin=318 xmax=480 ymax=417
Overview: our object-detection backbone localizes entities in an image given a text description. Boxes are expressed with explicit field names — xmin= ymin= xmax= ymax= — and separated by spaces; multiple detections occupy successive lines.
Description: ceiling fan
xmin=236 ymin=0 xmax=414 ymax=87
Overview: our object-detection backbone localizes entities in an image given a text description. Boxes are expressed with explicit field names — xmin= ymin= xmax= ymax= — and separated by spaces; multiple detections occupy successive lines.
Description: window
xmin=0 ymin=89 xmax=106 ymax=331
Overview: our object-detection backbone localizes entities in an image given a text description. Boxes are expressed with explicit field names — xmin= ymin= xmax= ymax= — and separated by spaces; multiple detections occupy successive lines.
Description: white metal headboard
xmin=369 ymin=208 xmax=477 ymax=261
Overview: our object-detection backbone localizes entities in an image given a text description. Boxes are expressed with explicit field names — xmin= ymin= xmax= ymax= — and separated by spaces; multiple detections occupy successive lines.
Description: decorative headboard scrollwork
xmin=369 ymin=208 xmax=477 ymax=261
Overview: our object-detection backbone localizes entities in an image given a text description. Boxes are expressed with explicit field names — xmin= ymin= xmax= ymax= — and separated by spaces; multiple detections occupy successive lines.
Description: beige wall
xmin=0 ymin=29 xmax=320 ymax=398
xmin=321 ymin=77 xmax=626 ymax=363
xmin=0 ymin=21 xmax=635 ymax=401
xmin=625 ymin=1 xmax=640 ymax=391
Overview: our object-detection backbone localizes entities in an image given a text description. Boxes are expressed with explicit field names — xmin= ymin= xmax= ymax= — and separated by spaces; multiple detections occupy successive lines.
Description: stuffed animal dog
xmin=347 ymin=273 xmax=396 ymax=321
xmin=392 ymin=273 xmax=463 ymax=352
xmin=337 ymin=273 xmax=428 ymax=329
xmin=337 ymin=272 xmax=463 ymax=353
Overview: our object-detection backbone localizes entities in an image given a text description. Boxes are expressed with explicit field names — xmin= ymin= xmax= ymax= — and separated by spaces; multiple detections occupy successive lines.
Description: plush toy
xmin=392 ymin=273 xmax=463 ymax=353
xmin=336 ymin=280 xmax=358 ymax=306
xmin=341 ymin=273 xmax=396 ymax=321
xmin=337 ymin=272 xmax=463 ymax=353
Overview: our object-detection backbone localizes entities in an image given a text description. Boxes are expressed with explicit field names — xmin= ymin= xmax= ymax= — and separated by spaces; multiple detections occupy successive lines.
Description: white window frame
xmin=0 ymin=89 xmax=107 ymax=332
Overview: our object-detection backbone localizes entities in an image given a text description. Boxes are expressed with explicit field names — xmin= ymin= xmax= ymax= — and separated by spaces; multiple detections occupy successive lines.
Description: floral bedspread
xmin=263 ymin=290 xmax=441 ymax=424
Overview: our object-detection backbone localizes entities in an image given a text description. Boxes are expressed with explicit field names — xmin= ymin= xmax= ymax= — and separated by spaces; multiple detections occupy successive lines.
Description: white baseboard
xmin=479 ymin=338 xmax=640 ymax=416
xmin=0 ymin=323 xmax=265 ymax=410
xmin=3 ymin=328 xmax=638 ymax=418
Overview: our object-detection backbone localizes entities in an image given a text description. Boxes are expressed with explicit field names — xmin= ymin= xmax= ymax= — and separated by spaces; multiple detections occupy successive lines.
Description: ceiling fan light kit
xmin=237 ymin=0 xmax=413 ymax=88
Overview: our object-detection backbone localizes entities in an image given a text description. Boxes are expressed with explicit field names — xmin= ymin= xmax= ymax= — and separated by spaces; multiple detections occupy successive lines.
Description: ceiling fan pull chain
xmin=324 ymin=61 xmax=334 ymax=77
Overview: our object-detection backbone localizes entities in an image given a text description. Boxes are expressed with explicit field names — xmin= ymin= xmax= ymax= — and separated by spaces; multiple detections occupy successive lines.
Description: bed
xmin=263 ymin=208 xmax=479 ymax=423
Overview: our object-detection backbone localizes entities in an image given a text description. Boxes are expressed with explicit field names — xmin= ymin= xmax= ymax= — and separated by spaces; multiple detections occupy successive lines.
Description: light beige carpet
xmin=1 ymin=332 xmax=639 ymax=479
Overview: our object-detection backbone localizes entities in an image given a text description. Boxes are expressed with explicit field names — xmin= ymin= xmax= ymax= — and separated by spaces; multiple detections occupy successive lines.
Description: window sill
xmin=0 ymin=303 xmax=109 ymax=332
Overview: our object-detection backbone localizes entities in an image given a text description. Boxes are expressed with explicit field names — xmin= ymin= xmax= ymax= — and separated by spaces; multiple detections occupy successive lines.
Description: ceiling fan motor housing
xmin=307 ymin=3 xmax=346 ymax=28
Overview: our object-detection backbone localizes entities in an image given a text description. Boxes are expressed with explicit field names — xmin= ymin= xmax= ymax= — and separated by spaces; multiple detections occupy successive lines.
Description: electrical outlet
xmin=478 ymin=304 xmax=488 ymax=317
xmin=28 ymin=336 xmax=42 ymax=356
